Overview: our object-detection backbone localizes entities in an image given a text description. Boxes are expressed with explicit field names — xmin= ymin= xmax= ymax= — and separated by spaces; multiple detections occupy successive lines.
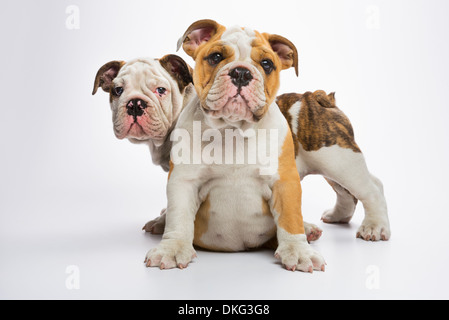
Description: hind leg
xmin=354 ymin=174 xmax=390 ymax=241
xmin=322 ymin=178 xmax=358 ymax=224
xmin=325 ymin=149 xmax=390 ymax=241
xmin=304 ymin=145 xmax=390 ymax=241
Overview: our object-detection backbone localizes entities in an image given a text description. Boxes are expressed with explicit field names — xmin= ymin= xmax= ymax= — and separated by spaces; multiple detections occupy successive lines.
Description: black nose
xmin=229 ymin=67 xmax=253 ymax=88
xmin=127 ymin=99 xmax=147 ymax=120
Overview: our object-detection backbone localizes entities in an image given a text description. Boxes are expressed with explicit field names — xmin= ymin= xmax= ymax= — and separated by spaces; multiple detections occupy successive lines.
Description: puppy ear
xmin=159 ymin=54 xmax=193 ymax=92
xmin=263 ymin=33 xmax=299 ymax=77
xmin=177 ymin=19 xmax=223 ymax=58
xmin=92 ymin=61 xmax=125 ymax=95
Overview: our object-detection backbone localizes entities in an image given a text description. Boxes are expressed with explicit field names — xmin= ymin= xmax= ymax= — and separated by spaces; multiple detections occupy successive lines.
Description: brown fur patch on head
xmin=92 ymin=60 xmax=126 ymax=95
xmin=159 ymin=54 xmax=193 ymax=92
xmin=178 ymin=19 xmax=227 ymax=59
xmin=191 ymin=37 xmax=233 ymax=107
xmin=277 ymin=91 xmax=361 ymax=153
xmin=244 ymin=31 xmax=281 ymax=118
xmin=249 ymin=32 xmax=299 ymax=118
xmin=262 ymin=33 xmax=299 ymax=76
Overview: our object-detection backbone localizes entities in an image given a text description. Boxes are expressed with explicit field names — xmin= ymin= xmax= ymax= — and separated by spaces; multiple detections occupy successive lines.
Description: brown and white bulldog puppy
xmin=144 ymin=20 xmax=326 ymax=272
xmin=92 ymin=55 xmax=194 ymax=171
xmin=144 ymin=92 xmax=389 ymax=242
xmin=277 ymin=91 xmax=391 ymax=241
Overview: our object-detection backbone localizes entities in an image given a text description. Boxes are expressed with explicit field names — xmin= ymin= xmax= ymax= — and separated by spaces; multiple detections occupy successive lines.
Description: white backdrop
xmin=1 ymin=0 xmax=449 ymax=299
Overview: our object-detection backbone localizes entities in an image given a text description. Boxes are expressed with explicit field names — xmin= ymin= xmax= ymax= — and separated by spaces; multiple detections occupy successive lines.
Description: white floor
xmin=1 ymin=171 xmax=448 ymax=300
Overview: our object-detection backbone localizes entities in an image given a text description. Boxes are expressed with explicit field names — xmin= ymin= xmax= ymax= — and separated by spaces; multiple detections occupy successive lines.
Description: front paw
xmin=145 ymin=239 xmax=197 ymax=270
xmin=275 ymin=235 xmax=326 ymax=273
xmin=142 ymin=209 xmax=166 ymax=234
xmin=304 ymin=221 xmax=322 ymax=242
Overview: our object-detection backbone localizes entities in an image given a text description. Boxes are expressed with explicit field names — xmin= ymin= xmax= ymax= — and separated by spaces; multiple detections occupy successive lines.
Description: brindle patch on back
xmin=277 ymin=90 xmax=361 ymax=153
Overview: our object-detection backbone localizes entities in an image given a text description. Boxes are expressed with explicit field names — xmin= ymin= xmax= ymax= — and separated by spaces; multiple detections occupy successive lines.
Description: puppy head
xmin=92 ymin=55 xmax=192 ymax=145
xmin=178 ymin=19 xmax=298 ymax=127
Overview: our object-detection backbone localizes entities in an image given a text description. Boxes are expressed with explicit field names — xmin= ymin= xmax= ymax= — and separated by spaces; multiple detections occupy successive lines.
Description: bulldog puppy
xmin=144 ymin=20 xmax=326 ymax=272
xmin=92 ymin=55 xmax=194 ymax=171
xmin=277 ymin=91 xmax=391 ymax=241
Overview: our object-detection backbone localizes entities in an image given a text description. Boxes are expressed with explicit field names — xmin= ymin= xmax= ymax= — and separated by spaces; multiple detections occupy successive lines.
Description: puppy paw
xmin=304 ymin=222 xmax=322 ymax=242
xmin=142 ymin=209 xmax=166 ymax=234
xmin=144 ymin=239 xmax=197 ymax=270
xmin=321 ymin=208 xmax=352 ymax=224
xmin=357 ymin=218 xmax=391 ymax=241
xmin=275 ymin=235 xmax=326 ymax=273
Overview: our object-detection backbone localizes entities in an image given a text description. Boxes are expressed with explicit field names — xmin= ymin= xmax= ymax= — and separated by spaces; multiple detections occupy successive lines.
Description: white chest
xmin=194 ymin=166 xmax=276 ymax=251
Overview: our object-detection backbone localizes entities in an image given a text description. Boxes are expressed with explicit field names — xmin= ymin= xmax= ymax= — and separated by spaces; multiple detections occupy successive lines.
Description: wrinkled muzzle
xmin=204 ymin=63 xmax=266 ymax=122
xmin=112 ymin=96 xmax=168 ymax=142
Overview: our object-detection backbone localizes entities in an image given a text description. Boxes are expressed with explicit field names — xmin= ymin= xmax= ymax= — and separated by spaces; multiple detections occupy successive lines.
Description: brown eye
xmin=113 ymin=87 xmax=124 ymax=96
xmin=261 ymin=59 xmax=275 ymax=75
xmin=206 ymin=53 xmax=224 ymax=66
xmin=156 ymin=87 xmax=167 ymax=96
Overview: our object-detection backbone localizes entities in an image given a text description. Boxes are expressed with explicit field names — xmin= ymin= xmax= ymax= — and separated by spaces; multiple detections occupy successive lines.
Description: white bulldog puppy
xmin=92 ymin=55 xmax=194 ymax=171
xmin=144 ymin=20 xmax=326 ymax=272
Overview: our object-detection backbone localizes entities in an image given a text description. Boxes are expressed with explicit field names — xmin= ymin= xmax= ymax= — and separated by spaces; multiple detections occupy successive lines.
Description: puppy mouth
xmin=204 ymin=94 xmax=256 ymax=122
xmin=124 ymin=122 xmax=145 ymax=138
xmin=116 ymin=117 xmax=166 ymax=141
xmin=113 ymin=99 xmax=168 ymax=141
xmin=114 ymin=119 xmax=144 ymax=140
xmin=230 ymin=90 xmax=250 ymax=106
